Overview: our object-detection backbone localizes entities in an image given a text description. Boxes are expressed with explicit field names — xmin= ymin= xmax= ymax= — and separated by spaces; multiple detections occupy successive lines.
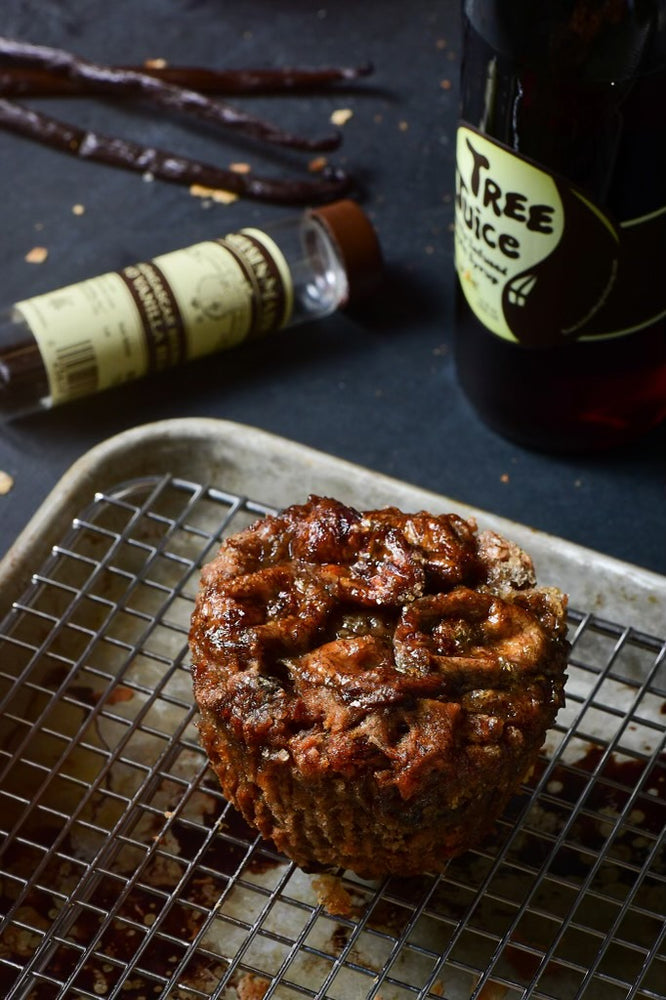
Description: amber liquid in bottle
xmin=455 ymin=2 xmax=666 ymax=451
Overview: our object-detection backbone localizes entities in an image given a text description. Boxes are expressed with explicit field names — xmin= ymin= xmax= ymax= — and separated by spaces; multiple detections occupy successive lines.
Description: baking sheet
xmin=0 ymin=418 xmax=664 ymax=1000
xmin=0 ymin=418 xmax=664 ymax=633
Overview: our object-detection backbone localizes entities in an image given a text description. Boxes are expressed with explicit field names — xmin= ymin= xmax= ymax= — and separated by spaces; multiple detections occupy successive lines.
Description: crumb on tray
xmin=25 ymin=246 xmax=48 ymax=264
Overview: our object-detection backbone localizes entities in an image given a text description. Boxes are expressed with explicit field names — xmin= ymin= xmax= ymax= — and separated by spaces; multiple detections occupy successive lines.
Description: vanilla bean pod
xmin=0 ymin=37 xmax=340 ymax=151
xmin=0 ymin=61 xmax=373 ymax=98
xmin=0 ymin=98 xmax=353 ymax=204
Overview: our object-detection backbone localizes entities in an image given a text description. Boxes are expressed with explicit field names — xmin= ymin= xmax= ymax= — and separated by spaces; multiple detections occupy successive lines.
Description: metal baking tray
xmin=0 ymin=417 xmax=664 ymax=1000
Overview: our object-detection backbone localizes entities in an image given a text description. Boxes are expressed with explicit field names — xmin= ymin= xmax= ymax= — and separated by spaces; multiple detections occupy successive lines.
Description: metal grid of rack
xmin=1 ymin=473 xmax=664 ymax=1000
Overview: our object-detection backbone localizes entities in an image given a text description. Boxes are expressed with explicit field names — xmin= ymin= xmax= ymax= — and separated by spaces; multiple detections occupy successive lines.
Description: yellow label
xmin=17 ymin=231 xmax=293 ymax=405
xmin=453 ymin=126 xmax=666 ymax=347
xmin=15 ymin=273 xmax=149 ymax=405
xmin=455 ymin=125 xmax=565 ymax=343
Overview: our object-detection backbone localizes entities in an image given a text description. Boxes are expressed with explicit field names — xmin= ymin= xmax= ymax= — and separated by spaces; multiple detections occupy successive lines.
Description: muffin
xmin=189 ymin=496 xmax=568 ymax=878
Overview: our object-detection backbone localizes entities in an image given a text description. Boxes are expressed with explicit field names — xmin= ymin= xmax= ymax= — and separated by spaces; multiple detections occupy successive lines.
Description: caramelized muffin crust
xmin=190 ymin=496 xmax=568 ymax=877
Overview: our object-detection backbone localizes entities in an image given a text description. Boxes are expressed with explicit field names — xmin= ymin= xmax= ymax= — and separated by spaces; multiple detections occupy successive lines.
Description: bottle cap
xmin=309 ymin=199 xmax=383 ymax=306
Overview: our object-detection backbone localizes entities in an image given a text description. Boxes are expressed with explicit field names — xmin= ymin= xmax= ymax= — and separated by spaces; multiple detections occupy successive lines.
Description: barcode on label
xmin=54 ymin=339 xmax=99 ymax=399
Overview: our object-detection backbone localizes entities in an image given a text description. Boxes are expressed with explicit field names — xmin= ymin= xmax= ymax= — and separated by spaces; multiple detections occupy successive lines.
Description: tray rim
xmin=0 ymin=416 xmax=664 ymax=636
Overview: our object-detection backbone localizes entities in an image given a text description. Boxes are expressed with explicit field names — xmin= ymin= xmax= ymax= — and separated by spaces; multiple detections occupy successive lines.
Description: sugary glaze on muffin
xmin=189 ymin=496 xmax=569 ymax=878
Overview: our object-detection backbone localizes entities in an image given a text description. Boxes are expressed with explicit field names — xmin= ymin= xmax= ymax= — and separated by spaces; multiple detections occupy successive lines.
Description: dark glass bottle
xmin=454 ymin=0 xmax=666 ymax=451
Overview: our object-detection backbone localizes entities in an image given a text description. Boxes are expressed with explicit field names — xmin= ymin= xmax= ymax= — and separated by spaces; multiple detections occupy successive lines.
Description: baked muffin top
xmin=190 ymin=496 xmax=568 ymax=800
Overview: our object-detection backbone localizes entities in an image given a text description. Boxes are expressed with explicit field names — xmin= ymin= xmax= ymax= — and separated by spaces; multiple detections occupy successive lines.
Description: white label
xmin=455 ymin=125 xmax=666 ymax=347
xmin=16 ymin=231 xmax=293 ymax=405
xmin=455 ymin=125 xmax=565 ymax=344
xmin=16 ymin=273 xmax=149 ymax=405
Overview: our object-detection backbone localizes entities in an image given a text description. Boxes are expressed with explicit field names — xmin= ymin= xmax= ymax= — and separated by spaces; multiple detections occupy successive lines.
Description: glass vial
xmin=454 ymin=0 xmax=666 ymax=452
xmin=0 ymin=199 xmax=382 ymax=419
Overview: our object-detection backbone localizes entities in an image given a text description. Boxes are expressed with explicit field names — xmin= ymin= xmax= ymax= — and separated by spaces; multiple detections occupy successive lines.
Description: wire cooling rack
xmin=0 ymin=472 xmax=664 ymax=1000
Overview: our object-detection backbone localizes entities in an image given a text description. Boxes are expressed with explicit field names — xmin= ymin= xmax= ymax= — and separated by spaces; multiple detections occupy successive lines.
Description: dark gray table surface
xmin=1 ymin=0 xmax=664 ymax=583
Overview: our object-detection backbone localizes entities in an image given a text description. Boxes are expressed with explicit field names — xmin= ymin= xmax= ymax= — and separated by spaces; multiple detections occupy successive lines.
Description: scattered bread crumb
xmin=72 ymin=203 xmax=85 ymax=215
xmin=330 ymin=108 xmax=353 ymax=126
xmin=189 ymin=183 xmax=238 ymax=205
xmin=0 ymin=471 xmax=14 ymax=495
xmin=25 ymin=246 xmax=48 ymax=264
xmin=308 ymin=156 xmax=328 ymax=173
xmin=144 ymin=57 xmax=167 ymax=69
xmin=440 ymin=78 xmax=452 ymax=90
xmin=311 ymin=874 xmax=355 ymax=918
xmin=229 ymin=162 xmax=251 ymax=174
xmin=398 ymin=120 xmax=409 ymax=132
xmin=500 ymin=473 xmax=510 ymax=483
xmin=106 ymin=685 xmax=134 ymax=705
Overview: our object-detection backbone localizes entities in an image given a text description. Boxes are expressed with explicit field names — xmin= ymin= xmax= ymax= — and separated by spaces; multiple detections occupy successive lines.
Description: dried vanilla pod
xmin=0 ymin=37 xmax=371 ymax=204
xmin=0 ymin=58 xmax=373 ymax=98
xmin=0 ymin=37 xmax=341 ymax=150
xmin=0 ymin=98 xmax=354 ymax=205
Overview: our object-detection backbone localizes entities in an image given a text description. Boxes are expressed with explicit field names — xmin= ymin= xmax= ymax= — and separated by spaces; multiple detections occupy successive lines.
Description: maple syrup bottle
xmin=454 ymin=0 xmax=666 ymax=451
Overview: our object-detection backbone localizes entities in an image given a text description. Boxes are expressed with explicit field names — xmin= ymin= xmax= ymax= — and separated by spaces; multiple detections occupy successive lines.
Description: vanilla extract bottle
xmin=0 ymin=200 xmax=382 ymax=418
xmin=454 ymin=0 xmax=666 ymax=451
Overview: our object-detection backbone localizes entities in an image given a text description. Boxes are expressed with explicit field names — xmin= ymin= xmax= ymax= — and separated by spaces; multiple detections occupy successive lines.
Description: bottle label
xmin=15 ymin=228 xmax=293 ymax=405
xmin=455 ymin=125 xmax=666 ymax=347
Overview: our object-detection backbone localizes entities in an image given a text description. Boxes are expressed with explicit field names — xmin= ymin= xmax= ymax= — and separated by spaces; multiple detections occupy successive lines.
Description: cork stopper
xmin=309 ymin=199 xmax=383 ymax=306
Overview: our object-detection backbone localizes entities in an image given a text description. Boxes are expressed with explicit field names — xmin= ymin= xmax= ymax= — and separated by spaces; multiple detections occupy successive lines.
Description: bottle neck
xmin=463 ymin=0 xmax=664 ymax=82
